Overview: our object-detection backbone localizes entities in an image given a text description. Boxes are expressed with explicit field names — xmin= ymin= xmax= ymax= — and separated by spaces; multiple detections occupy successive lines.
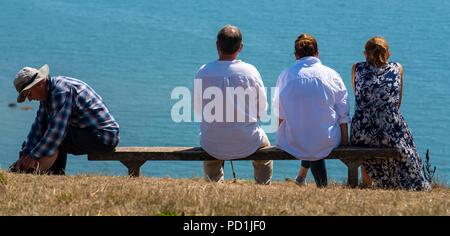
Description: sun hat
xmin=13 ymin=64 xmax=49 ymax=103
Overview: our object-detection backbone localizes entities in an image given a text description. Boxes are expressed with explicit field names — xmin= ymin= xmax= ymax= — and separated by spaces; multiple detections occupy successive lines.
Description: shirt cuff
xmin=20 ymin=148 xmax=31 ymax=157
xmin=28 ymin=151 xmax=41 ymax=160
xmin=338 ymin=116 xmax=350 ymax=124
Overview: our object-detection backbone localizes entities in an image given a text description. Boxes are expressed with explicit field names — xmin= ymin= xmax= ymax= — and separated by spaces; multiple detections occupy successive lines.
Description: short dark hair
xmin=217 ymin=25 xmax=242 ymax=54
xmin=295 ymin=34 xmax=318 ymax=59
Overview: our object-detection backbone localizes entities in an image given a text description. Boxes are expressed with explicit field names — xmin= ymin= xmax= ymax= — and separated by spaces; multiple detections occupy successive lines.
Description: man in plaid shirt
xmin=10 ymin=64 xmax=120 ymax=175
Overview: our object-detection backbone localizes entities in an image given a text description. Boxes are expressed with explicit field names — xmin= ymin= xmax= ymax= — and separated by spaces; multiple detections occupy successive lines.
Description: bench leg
xmin=120 ymin=161 xmax=146 ymax=177
xmin=340 ymin=159 xmax=364 ymax=188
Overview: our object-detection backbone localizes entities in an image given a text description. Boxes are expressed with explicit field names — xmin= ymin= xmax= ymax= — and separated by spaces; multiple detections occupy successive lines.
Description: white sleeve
xmin=272 ymin=71 xmax=286 ymax=119
xmin=334 ymin=75 xmax=350 ymax=124
xmin=256 ymin=74 xmax=268 ymax=118
xmin=193 ymin=77 xmax=203 ymax=116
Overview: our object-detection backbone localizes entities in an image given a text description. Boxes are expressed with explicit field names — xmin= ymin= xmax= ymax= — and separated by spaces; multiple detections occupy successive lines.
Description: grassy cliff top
xmin=0 ymin=169 xmax=448 ymax=216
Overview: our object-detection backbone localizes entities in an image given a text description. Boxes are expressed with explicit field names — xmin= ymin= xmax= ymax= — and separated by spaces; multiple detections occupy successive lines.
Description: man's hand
xmin=15 ymin=155 xmax=38 ymax=171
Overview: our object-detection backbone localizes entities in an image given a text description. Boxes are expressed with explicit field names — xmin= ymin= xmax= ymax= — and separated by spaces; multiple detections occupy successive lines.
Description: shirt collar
xmin=216 ymin=59 xmax=242 ymax=64
xmin=44 ymin=75 xmax=52 ymax=104
xmin=295 ymin=56 xmax=321 ymax=66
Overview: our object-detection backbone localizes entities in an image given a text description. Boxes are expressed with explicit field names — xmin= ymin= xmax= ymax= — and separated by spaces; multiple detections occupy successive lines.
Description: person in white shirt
xmin=193 ymin=25 xmax=272 ymax=185
xmin=273 ymin=34 xmax=350 ymax=187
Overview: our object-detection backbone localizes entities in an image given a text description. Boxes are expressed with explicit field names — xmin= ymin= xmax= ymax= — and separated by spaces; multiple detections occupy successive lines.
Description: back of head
xmin=295 ymin=34 xmax=318 ymax=59
xmin=365 ymin=36 xmax=391 ymax=67
xmin=217 ymin=25 xmax=242 ymax=54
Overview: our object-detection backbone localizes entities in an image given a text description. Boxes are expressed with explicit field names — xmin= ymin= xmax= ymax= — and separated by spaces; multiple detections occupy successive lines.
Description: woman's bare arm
xmin=397 ymin=63 xmax=404 ymax=109
xmin=352 ymin=62 xmax=357 ymax=94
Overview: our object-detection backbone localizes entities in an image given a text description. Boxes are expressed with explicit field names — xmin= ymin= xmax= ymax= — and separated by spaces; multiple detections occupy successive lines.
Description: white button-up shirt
xmin=273 ymin=57 xmax=350 ymax=160
xmin=194 ymin=60 xmax=268 ymax=160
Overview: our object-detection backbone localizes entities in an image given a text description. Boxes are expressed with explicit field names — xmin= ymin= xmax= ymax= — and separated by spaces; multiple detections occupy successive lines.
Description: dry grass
xmin=0 ymin=168 xmax=448 ymax=216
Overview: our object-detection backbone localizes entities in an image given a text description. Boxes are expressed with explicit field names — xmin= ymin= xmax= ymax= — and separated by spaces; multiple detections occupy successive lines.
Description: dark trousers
xmin=14 ymin=127 xmax=117 ymax=175
xmin=302 ymin=159 xmax=328 ymax=187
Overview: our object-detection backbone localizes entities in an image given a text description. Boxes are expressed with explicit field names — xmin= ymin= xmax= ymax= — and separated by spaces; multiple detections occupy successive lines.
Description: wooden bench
xmin=88 ymin=146 xmax=401 ymax=187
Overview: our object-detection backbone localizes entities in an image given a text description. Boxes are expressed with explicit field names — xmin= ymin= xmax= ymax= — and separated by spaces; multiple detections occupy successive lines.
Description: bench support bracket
xmin=120 ymin=161 xmax=146 ymax=177
xmin=340 ymin=159 xmax=364 ymax=188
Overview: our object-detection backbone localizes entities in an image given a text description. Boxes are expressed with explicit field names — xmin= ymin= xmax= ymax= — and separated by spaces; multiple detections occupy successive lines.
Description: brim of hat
xmin=16 ymin=64 xmax=49 ymax=103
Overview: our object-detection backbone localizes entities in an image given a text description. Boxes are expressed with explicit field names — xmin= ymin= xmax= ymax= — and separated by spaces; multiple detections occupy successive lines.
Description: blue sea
xmin=0 ymin=0 xmax=448 ymax=185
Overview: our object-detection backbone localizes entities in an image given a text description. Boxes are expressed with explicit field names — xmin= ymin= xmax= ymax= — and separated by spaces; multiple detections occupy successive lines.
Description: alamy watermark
xmin=170 ymin=79 xmax=279 ymax=133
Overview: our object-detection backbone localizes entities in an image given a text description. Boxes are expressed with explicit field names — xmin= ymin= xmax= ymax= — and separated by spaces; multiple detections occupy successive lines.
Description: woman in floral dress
xmin=350 ymin=36 xmax=431 ymax=191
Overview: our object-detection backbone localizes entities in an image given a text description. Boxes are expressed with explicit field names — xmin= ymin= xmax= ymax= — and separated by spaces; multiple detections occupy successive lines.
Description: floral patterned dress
xmin=350 ymin=62 xmax=431 ymax=191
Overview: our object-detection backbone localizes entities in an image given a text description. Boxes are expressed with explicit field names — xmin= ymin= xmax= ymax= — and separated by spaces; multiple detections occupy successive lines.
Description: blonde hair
xmin=365 ymin=36 xmax=391 ymax=67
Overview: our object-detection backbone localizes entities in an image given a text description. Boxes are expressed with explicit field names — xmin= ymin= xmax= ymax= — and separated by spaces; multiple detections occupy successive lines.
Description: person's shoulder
xmin=279 ymin=62 xmax=300 ymax=75
xmin=52 ymin=76 xmax=71 ymax=88
xmin=47 ymin=77 xmax=72 ymax=100
xmin=276 ymin=63 xmax=302 ymax=84
xmin=196 ymin=60 xmax=222 ymax=76
xmin=319 ymin=63 xmax=341 ymax=78
xmin=234 ymin=60 xmax=260 ymax=72
xmin=388 ymin=61 xmax=403 ymax=75
xmin=316 ymin=63 xmax=347 ymax=90
xmin=390 ymin=61 xmax=402 ymax=68
xmin=196 ymin=61 xmax=212 ymax=72
xmin=230 ymin=61 xmax=262 ymax=79
xmin=236 ymin=60 xmax=256 ymax=68
xmin=52 ymin=75 xmax=80 ymax=83
xmin=352 ymin=62 xmax=362 ymax=68
xmin=284 ymin=62 xmax=298 ymax=71
xmin=56 ymin=76 xmax=87 ymax=85
xmin=52 ymin=76 xmax=89 ymax=93
xmin=353 ymin=61 xmax=368 ymax=70
xmin=277 ymin=67 xmax=292 ymax=80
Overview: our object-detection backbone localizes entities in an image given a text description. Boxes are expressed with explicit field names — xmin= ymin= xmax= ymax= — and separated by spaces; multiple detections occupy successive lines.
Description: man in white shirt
xmin=273 ymin=34 xmax=350 ymax=187
xmin=193 ymin=25 xmax=272 ymax=185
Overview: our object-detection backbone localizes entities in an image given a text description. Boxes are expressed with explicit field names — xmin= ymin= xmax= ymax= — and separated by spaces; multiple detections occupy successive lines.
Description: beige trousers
xmin=203 ymin=134 xmax=273 ymax=185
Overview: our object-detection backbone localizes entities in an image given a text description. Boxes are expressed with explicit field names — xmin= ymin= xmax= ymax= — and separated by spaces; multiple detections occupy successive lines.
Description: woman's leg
xmin=299 ymin=161 xmax=309 ymax=179
xmin=295 ymin=161 xmax=310 ymax=186
xmin=310 ymin=159 xmax=328 ymax=188
xmin=361 ymin=165 xmax=372 ymax=187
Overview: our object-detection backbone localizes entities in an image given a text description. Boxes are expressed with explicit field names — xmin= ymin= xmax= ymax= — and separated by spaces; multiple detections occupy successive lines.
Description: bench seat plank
xmin=87 ymin=146 xmax=401 ymax=187
xmin=88 ymin=146 xmax=401 ymax=161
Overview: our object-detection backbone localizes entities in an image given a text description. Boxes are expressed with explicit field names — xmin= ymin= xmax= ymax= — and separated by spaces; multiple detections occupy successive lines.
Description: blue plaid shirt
xmin=22 ymin=76 xmax=120 ymax=159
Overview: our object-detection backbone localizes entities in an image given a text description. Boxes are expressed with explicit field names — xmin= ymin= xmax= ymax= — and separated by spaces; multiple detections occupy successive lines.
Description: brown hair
xmin=295 ymin=34 xmax=318 ymax=59
xmin=365 ymin=36 xmax=391 ymax=67
xmin=217 ymin=25 xmax=242 ymax=54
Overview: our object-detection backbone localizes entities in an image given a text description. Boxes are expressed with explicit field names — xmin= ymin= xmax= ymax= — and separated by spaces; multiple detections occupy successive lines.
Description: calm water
xmin=0 ymin=0 xmax=448 ymax=184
